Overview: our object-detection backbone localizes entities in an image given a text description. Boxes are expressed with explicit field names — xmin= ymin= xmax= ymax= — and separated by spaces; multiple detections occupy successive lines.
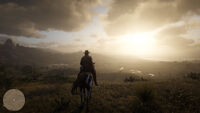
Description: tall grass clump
xmin=135 ymin=85 xmax=154 ymax=103
xmin=132 ymin=84 xmax=161 ymax=113
xmin=124 ymin=75 xmax=148 ymax=82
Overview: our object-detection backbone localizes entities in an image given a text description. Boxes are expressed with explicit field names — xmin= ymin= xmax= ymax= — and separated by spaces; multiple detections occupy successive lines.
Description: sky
xmin=0 ymin=0 xmax=200 ymax=60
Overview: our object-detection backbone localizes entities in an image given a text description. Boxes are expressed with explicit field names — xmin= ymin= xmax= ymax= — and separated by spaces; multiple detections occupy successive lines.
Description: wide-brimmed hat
xmin=84 ymin=50 xmax=89 ymax=54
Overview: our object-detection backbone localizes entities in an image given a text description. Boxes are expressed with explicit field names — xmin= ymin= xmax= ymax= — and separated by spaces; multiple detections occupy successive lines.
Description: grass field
xmin=0 ymin=71 xmax=200 ymax=113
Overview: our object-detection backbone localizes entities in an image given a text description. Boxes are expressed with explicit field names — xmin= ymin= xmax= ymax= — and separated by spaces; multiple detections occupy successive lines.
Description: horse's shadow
xmin=72 ymin=104 xmax=89 ymax=113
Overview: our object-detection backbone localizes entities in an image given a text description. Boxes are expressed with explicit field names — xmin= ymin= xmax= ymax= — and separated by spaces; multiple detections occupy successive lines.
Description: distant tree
xmin=16 ymin=44 xmax=20 ymax=47
xmin=4 ymin=39 xmax=15 ymax=48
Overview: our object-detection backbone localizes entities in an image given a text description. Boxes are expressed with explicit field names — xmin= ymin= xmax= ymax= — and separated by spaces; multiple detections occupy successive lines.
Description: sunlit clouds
xmin=0 ymin=0 xmax=200 ymax=60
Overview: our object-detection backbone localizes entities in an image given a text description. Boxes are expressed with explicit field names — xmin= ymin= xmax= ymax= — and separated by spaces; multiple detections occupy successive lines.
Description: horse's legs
xmin=80 ymin=88 xmax=83 ymax=107
xmin=89 ymin=77 xmax=93 ymax=99
xmin=86 ymin=76 xmax=93 ymax=112
xmin=83 ymin=89 xmax=86 ymax=105
xmin=87 ymin=89 xmax=91 ymax=101
xmin=89 ymin=87 xmax=92 ymax=99
xmin=86 ymin=88 xmax=91 ymax=112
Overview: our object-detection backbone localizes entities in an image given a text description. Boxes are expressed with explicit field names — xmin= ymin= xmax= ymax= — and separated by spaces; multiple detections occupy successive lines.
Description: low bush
xmin=124 ymin=74 xmax=148 ymax=82
xmin=186 ymin=72 xmax=200 ymax=80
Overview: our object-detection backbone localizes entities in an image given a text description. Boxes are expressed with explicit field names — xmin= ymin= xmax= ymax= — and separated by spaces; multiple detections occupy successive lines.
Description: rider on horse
xmin=79 ymin=50 xmax=98 ymax=86
xmin=71 ymin=50 xmax=98 ymax=95
xmin=71 ymin=50 xmax=97 ymax=112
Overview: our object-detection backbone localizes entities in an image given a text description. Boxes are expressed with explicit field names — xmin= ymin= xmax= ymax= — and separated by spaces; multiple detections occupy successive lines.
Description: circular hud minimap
xmin=3 ymin=89 xmax=25 ymax=111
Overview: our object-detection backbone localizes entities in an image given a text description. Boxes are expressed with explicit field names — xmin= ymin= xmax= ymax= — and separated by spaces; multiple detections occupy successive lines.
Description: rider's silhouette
xmin=79 ymin=50 xmax=98 ymax=86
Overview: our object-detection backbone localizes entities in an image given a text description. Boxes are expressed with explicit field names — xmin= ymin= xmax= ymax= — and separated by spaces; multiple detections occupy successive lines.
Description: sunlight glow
xmin=119 ymin=32 xmax=157 ymax=57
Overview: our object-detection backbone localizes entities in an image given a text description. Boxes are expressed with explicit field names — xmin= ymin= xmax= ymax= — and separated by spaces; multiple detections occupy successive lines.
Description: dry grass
xmin=0 ymin=66 xmax=200 ymax=113
xmin=0 ymin=77 xmax=200 ymax=113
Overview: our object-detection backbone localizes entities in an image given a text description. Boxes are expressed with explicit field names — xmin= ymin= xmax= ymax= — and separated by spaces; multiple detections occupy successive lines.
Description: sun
xmin=119 ymin=32 xmax=157 ymax=57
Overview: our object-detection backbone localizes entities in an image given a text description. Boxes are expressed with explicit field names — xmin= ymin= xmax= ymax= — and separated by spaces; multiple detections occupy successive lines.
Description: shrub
xmin=124 ymin=74 xmax=147 ymax=82
xmin=186 ymin=72 xmax=200 ymax=80
xmin=135 ymin=85 xmax=155 ymax=103
xmin=132 ymin=85 xmax=162 ymax=113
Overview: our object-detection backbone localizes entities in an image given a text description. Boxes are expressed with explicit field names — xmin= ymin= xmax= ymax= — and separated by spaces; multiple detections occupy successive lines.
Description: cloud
xmin=0 ymin=0 xmax=100 ymax=38
xmin=154 ymin=21 xmax=200 ymax=59
xmin=90 ymin=34 xmax=98 ymax=38
xmin=104 ymin=0 xmax=200 ymax=36
xmin=74 ymin=37 xmax=82 ymax=42
xmin=28 ymin=42 xmax=59 ymax=48
xmin=100 ymin=0 xmax=200 ymax=59
xmin=54 ymin=44 xmax=88 ymax=53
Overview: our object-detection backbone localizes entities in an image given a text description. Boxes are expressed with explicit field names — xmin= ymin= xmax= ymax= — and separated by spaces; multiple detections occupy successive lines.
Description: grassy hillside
xmin=0 ymin=65 xmax=200 ymax=113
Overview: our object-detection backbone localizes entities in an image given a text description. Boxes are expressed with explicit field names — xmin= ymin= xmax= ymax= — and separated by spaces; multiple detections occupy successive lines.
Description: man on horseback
xmin=79 ymin=50 xmax=98 ymax=86
xmin=71 ymin=50 xmax=97 ymax=111
xmin=71 ymin=50 xmax=98 ymax=94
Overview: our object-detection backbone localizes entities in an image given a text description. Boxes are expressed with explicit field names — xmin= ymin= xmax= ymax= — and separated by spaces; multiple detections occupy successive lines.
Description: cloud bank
xmin=104 ymin=0 xmax=200 ymax=36
xmin=0 ymin=0 xmax=100 ymax=38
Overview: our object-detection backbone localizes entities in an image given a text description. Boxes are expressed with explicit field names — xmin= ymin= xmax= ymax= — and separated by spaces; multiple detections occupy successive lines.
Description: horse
xmin=71 ymin=72 xmax=93 ymax=112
